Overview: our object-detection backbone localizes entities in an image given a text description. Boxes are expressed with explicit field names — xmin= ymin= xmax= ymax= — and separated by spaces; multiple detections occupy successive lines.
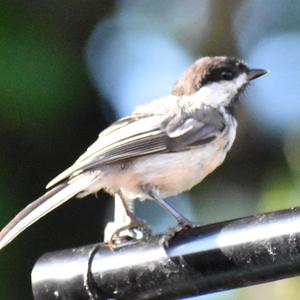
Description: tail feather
xmin=0 ymin=175 xmax=95 ymax=250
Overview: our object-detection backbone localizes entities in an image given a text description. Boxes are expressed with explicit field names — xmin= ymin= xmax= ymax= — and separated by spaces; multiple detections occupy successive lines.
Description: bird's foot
xmin=106 ymin=218 xmax=151 ymax=250
xmin=163 ymin=219 xmax=195 ymax=247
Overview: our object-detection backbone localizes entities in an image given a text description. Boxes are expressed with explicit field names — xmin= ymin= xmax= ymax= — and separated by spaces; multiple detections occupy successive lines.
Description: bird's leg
xmin=104 ymin=192 xmax=151 ymax=247
xmin=147 ymin=186 xmax=193 ymax=226
xmin=146 ymin=186 xmax=194 ymax=241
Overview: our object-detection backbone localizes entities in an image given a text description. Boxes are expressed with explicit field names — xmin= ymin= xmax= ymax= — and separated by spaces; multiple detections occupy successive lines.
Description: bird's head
xmin=172 ymin=56 xmax=267 ymax=108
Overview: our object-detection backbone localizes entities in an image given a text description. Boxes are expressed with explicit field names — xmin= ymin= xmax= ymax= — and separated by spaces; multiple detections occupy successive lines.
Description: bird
xmin=0 ymin=56 xmax=267 ymax=250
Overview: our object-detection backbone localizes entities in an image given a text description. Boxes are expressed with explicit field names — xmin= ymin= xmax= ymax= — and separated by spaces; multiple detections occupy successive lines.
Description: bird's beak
xmin=248 ymin=69 xmax=268 ymax=81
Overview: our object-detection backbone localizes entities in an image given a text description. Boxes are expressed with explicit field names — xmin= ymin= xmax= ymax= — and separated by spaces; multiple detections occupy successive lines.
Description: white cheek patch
xmin=233 ymin=73 xmax=248 ymax=90
xmin=192 ymin=73 xmax=248 ymax=107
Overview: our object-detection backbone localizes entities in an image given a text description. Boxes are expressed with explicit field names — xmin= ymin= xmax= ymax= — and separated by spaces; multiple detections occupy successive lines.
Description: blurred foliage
xmin=259 ymin=169 xmax=300 ymax=212
xmin=0 ymin=174 xmax=18 ymax=299
xmin=236 ymin=277 xmax=300 ymax=300
xmin=0 ymin=2 xmax=87 ymax=138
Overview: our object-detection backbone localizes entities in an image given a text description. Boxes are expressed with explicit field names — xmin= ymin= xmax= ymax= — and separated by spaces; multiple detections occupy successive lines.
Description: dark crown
xmin=172 ymin=56 xmax=249 ymax=96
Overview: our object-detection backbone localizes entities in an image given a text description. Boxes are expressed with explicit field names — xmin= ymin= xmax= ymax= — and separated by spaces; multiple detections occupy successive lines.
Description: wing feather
xmin=47 ymin=114 xmax=165 ymax=187
xmin=47 ymin=108 xmax=225 ymax=188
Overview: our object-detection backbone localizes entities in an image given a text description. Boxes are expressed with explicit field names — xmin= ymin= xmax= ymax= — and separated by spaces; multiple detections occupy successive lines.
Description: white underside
xmin=85 ymin=116 xmax=237 ymax=203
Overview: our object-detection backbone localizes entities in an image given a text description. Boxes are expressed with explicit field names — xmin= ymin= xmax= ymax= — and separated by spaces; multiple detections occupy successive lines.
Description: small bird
xmin=0 ymin=56 xmax=267 ymax=250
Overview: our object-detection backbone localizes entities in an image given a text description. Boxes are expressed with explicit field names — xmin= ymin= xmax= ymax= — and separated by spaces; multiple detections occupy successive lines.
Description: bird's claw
xmin=108 ymin=219 xmax=151 ymax=250
xmin=163 ymin=220 xmax=195 ymax=247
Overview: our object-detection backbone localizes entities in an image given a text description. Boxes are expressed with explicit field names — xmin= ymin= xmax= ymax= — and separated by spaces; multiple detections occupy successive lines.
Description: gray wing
xmin=47 ymin=108 xmax=225 ymax=188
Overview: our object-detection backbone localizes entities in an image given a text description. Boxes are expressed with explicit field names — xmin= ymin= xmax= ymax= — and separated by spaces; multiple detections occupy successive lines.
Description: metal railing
xmin=31 ymin=206 xmax=300 ymax=299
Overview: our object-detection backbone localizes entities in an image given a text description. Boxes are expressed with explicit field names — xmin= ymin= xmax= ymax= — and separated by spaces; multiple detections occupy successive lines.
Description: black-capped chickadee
xmin=0 ymin=56 xmax=267 ymax=250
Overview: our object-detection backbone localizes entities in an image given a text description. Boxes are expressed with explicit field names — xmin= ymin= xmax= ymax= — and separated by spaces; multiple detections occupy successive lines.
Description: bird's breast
xmin=110 ymin=128 xmax=235 ymax=200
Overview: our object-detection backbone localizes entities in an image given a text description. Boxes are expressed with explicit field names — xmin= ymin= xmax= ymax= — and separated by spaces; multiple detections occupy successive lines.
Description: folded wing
xmin=47 ymin=107 xmax=225 ymax=188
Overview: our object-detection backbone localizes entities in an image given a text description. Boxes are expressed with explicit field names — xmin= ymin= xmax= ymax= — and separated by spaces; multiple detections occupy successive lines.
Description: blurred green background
xmin=1 ymin=1 xmax=300 ymax=299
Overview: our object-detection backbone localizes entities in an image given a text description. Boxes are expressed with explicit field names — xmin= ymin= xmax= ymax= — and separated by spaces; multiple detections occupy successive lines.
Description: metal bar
xmin=32 ymin=206 xmax=300 ymax=299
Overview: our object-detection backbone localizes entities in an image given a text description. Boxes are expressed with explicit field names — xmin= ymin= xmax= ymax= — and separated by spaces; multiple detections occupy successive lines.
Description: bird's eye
xmin=221 ymin=71 xmax=234 ymax=80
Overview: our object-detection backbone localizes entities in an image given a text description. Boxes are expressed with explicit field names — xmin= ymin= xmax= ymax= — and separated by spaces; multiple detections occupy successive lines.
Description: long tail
xmin=0 ymin=175 xmax=95 ymax=250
